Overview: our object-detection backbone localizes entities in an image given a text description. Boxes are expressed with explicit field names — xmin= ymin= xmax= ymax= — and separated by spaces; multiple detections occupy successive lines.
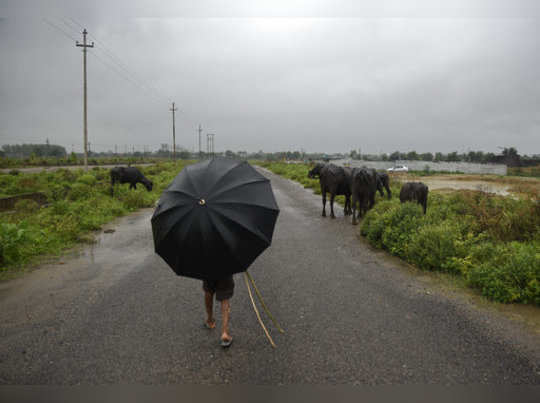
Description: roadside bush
xmin=406 ymin=220 xmax=472 ymax=274
xmin=50 ymin=200 xmax=70 ymax=216
xmin=68 ymin=183 xmax=93 ymax=201
xmin=360 ymin=200 xmax=399 ymax=247
xmin=447 ymin=192 xmax=540 ymax=242
xmin=77 ymin=174 xmax=97 ymax=186
xmin=467 ymin=242 xmax=540 ymax=304
xmin=0 ymin=222 xmax=28 ymax=267
xmin=3 ymin=182 xmax=20 ymax=196
xmin=53 ymin=213 xmax=81 ymax=242
xmin=17 ymin=176 xmax=39 ymax=192
xmin=380 ymin=202 xmax=424 ymax=257
xmin=14 ymin=199 xmax=39 ymax=214
xmin=93 ymin=169 xmax=108 ymax=181
xmin=56 ymin=169 xmax=78 ymax=182
xmin=118 ymin=189 xmax=155 ymax=210
xmin=48 ymin=183 xmax=71 ymax=202
xmin=0 ymin=174 xmax=17 ymax=197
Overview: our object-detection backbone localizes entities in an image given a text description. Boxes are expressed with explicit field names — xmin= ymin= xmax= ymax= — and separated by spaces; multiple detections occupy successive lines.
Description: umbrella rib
xmin=212 ymin=201 xmax=279 ymax=213
xmin=208 ymin=178 xmax=270 ymax=201
xmin=166 ymin=189 xmax=197 ymax=199
xmin=153 ymin=205 xmax=196 ymax=245
xmin=153 ymin=197 xmax=195 ymax=217
xmin=210 ymin=207 xmax=271 ymax=244
xmin=206 ymin=209 xmax=245 ymax=267
xmin=184 ymin=167 xmax=203 ymax=197
xmin=205 ymin=159 xmax=245 ymax=194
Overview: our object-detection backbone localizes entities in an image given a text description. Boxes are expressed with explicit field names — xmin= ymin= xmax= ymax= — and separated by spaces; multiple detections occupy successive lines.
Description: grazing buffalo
xmin=308 ymin=163 xmax=351 ymax=218
xmin=350 ymin=167 xmax=378 ymax=225
xmin=110 ymin=166 xmax=153 ymax=196
xmin=399 ymin=182 xmax=429 ymax=214
xmin=376 ymin=172 xmax=392 ymax=199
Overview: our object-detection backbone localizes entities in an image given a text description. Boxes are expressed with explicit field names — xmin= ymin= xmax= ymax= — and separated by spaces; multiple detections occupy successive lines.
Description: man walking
xmin=203 ymin=275 xmax=234 ymax=347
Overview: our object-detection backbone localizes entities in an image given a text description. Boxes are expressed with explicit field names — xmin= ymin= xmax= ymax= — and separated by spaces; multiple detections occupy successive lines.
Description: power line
xmin=90 ymin=50 xmax=164 ymax=105
xmin=60 ymin=17 xmax=81 ymax=34
xmin=68 ymin=17 xmax=169 ymax=103
xmin=55 ymin=17 xmax=165 ymax=103
xmin=43 ymin=18 xmax=78 ymax=42
xmin=43 ymin=17 xmax=199 ymax=148
xmin=93 ymin=42 xmax=166 ymax=102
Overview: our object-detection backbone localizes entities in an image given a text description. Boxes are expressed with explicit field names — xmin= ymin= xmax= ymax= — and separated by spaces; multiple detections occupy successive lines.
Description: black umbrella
xmin=151 ymin=158 xmax=279 ymax=280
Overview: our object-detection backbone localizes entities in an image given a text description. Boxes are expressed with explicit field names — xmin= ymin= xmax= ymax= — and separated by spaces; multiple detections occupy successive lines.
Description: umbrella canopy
xmin=151 ymin=158 xmax=279 ymax=280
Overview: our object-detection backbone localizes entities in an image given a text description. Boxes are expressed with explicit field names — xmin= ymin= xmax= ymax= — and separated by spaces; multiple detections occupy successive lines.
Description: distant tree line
xmin=350 ymin=147 xmax=539 ymax=167
xmin=2 ymin=143 xmax=538 ymax=168
xmin=2 ymin=143 xmax=67 ymax=158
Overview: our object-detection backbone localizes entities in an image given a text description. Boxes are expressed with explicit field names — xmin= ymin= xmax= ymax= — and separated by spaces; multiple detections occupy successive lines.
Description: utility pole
xmin=170 ymin=102 xmax=178 ymax=162
xmin=207 ymin=133 xmax=215 ymax=157
xmin=76 ymin=29 xmax=94 ymax=171
xmin=198 ymin=124 xmax=202 ymax=159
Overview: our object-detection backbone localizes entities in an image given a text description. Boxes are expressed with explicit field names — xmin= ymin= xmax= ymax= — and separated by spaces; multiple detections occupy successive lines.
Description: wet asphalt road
xmin=0 ymin=169 xmax=539 ymax=384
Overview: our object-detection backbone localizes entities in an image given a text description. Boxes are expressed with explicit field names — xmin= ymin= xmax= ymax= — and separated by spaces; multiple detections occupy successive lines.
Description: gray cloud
xmin=1 ymin=1 xmax=539 ymax=154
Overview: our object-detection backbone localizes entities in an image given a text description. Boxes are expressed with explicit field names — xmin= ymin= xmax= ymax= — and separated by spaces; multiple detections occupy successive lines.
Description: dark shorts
xmin=202 ymin=275 xmax=235 ymax=301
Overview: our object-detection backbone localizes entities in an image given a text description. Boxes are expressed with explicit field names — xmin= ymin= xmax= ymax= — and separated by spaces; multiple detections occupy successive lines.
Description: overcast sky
xmin=1 ymin=1 xmax=539 ymax=154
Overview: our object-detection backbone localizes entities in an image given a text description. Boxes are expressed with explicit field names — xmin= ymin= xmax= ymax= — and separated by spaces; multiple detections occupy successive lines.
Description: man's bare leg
xmin=220 ymin=299 xmax=232 ymax=343
xmin=204 ymin=291 xmax=216 ymax=329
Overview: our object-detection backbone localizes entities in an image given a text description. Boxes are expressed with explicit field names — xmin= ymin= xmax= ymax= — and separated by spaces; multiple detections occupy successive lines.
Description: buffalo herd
xmin=308 ymin=162 xmax=428 ymax=224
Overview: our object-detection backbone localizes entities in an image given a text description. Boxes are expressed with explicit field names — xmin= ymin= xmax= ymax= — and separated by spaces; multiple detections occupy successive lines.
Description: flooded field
xmin=405 ymin=177 xmax=511 ymax=196
xmin=392 ymin=173 xmax=539 ymax=198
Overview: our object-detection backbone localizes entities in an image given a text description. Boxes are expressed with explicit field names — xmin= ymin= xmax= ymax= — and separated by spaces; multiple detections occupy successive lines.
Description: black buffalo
xmin=376 ymin=172 xmax=392 ymax=199
xmin=308 ymin=163 xmax=351 ymax=218
xmin=350 ymin=167 xmax=378 ymax=225
xmin=110 ymin=166 xmax=153 ymax=196
xmin=399 ymin=182 xmax=428 ymax=214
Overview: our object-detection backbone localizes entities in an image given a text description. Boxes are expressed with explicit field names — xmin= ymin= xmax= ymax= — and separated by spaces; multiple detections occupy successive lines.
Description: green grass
xmin=0 ymin=155 xmax=169 ymax=169
xmin=260 ymin=161 xmax=540 ymax=306
xmin=0 ymin=161 xmax=191 ymax=278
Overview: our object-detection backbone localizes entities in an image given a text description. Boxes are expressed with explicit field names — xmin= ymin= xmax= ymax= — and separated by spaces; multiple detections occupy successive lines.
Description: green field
xmin=259 ymin=162 xmax=540 ymax=306
xmin=0 ymin=155 xmax=169 ymax=169
xmin=0 ymin=162 xmax=189 ymax=278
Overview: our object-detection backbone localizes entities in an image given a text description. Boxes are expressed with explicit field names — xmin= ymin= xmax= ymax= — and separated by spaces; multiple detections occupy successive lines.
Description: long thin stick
xmin=246 ymin=271 xmax=285 ymax=334
xmin=244 ymin=272 xmax=276 ymax=348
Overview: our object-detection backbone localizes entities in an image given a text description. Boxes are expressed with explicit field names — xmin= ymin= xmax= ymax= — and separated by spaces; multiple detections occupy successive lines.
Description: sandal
xmin=203 ymin=321 xmax=216 ymax=329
